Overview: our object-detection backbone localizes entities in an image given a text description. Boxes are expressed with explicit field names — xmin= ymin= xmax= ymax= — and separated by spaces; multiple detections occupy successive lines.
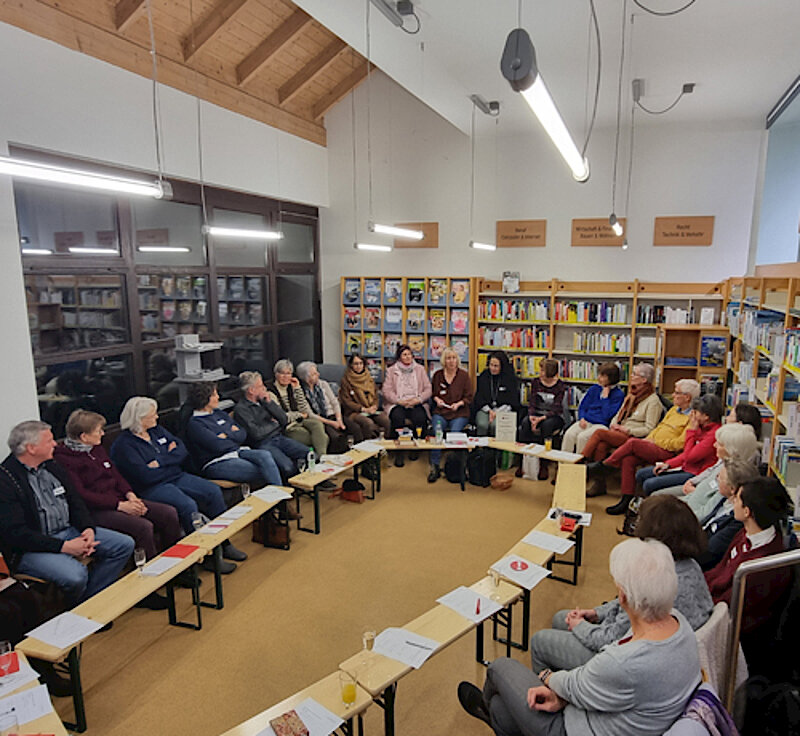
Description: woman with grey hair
xmin=457 ymin=538 xmax=701 ymax=736
xmin=296 ymin=361 xmax=349 ymax=453
xmin=266 ymin=359 xmax=328 ymax=456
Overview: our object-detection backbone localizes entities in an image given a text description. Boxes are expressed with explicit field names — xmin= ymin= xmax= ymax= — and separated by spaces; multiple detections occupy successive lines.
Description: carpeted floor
xmin=58 ymin=457 xmax=626 ymax=736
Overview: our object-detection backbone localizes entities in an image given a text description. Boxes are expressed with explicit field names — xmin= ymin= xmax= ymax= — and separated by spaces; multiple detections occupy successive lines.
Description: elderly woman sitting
xmin=296 ymin=361 xmax=350 ymax=454
xmin=458 ymin=537 xmax=701 ymax=736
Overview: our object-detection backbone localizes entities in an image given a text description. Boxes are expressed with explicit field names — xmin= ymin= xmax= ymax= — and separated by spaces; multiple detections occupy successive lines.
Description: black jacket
xmin=233 ymin=398 xmax=289 ymax=445
xmin=698 ymin=508 xmax=743 ymax=571
xmin=0 ymin=454 xmax=95 ymax=572
xmin=472 ymin=369 xmax=521 ymax=421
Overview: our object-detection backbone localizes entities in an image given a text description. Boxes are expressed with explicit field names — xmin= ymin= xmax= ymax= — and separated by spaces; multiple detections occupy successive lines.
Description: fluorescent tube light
xmin=370 ymin=0 xmax=403 ymax=26
xmin=609 ymin=214 xmax=623 ymax=237
xmin=203 ymin=226 xmax=282 ymax=240
xmin=137 ymin=245 xmax=191 ymax=253
xmin=68 ymin=247 xmax=119 ymax=254
xmin=369 ymin=222 xmax=424 ymax=240
xmin=0 ymin=156 xmax=170 ymax=198
xmin=354 ymin=242 xmax=393 ymax=252
xmin=469 ymin=241 xmax=496 ymax=251
xmin=21 ymin=248 xmax=53 ymax=255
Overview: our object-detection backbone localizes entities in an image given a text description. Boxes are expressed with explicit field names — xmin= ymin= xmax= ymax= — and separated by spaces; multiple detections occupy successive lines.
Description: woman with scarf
xmin=296 ymin=360 xmax=350 ymax=453
xmin=472 ymin=351 xmax=521 ymax=437
xmin=338 ymin=353 xmax=391 ymax=444
xmin=381 ymin=344 xmax=432 ymax=467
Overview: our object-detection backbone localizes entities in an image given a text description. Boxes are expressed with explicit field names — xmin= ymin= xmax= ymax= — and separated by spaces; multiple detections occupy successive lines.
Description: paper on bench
xmin=522 ymin=443 xmax=546 ymax=455
xmin=543 ymin=449 xmax=583 ymax=462
xmin=0 ymin=683 xmax=53 ymax=725
xmin=490 ymin=555 xmax=551 ymax=590
xmin=547 ymin=508 xmax=592 ymax=526
xmin=140 ymin=556 xmax=183 ymax=576
xmin=254 ymin=697 xmax=343 ymax=736
xmin=436 ymin=586 xmax=502 ymax=624
xmin=467 ymin=437 xmax=490 ymax=446
xmin=218 ymin=505 xmax=252 ymax=519
xmin=253 ymin=486 xmax=292 ymax=503
xmin=320 ymin=454 xmax=354 ymax=467
xmin=353 ymin=440 xmax=382 ymax=453
xmin=521 ymin=530 xmax=575 ymax=555
xmin=445 ymin=432 xmax=469 ymax=446
xmin=372 ymin=627 xmax=439 ymax=669
xmin=198 ymin=520 xmax=233 ymax=534
xmin=0 ymin=659 xmax=39 ymax=697
xmin=26 ymin=611 xmax=103 ymax=649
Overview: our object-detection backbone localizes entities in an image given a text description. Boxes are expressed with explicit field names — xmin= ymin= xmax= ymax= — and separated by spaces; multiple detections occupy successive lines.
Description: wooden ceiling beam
xmin=279 ymin=38 xmax=348 ymax=106
xmin=114 ymin=0 xmax=146 ymax=32
xmin=182 ymin=0 xmax=249 ymax=62
xmin=312 ymin=60 xmax=371 ymax=120
xmin=236 ymin=8 xmax=312 ymax=87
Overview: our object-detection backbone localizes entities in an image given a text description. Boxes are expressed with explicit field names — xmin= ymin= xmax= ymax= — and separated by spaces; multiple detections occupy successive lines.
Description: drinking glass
xmin=362 ymin=629 xmax=376 ymax=652
xmin=297 ymin=458 xmax=307 ymax=474
xmin=339 ymin=670 xmax=357 ymax=708
xmin=241 ymin=484 xmax=251 ymax=499
xmin=347 ymin=435 xmax=355 ymax=451
xmin=0 ymin=713 xmax=18 ymax=736
xmin=191 ymin=512 xmax=204 ymax=532
xmin=134 ymin=547 xmax=147 ymax=575
xmin=489 ymin=569 xmax=502 ymax=602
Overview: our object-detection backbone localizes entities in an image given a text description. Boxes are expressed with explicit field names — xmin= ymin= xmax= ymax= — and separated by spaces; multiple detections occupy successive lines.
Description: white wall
xmin=0 ymin=22 xmax=330 ymax=443
xmin=318 ymin=72 xmax=764 ymax=362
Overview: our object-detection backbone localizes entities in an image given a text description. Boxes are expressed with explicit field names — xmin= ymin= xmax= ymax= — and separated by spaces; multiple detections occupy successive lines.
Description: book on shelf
xmin=451 ymin=309 xmax=469 ymax=334
xmin=245 ymin=277 xmax=261 ymax=301
xmin=384 ymin=333 xmax=401 ymax=358
xmin=699 ymin=307 xmax=715 ymax=325
xmin=428 ymin=278 xmax=448 ymax=305
xmin=364 ymin=278 xmax=381 ymax=304
xmin=160 ymin=276 xmax=175 ymax=297
xmin=344 ymin=307 xmax=361 ymax=330
xmin=175 ymin=276 xmax=192 ymax=298
xmin=161 ymin=300 xmax=175 ymax=321
xmin=514 ymin=354 xmax=543 ymax=379
xmin=451 ymin=337 xmax=469 ymax=362
xmin=177 ymin=300 xmax=193 ymax=321
xmin=407 ymin=308 xmax=425 ymax=332
xmin=228 ymin=277 xmax=245 ymax=300
xmin=572 ymin=331 xmax=630 ymax=354
xmin=407 ymin=280 xmax=425 ymax=304
xmin=772 ymin=434 xmax=800 ymax=487
xmin=554 ymin=301 xmax=628 ymax=324
xmin=637 ymin=335 xmax=657 ymax=355
xmin=502 ymin=271 xmax=520 ymax=294
xmin=346 ymin=333 xmax=362 ymax=355
xmin=700 ymin=336 xmax=727 ymax=367
xmin=364 ymin=307 xmax=382 ymax=329
xmin=384 ymin=307 xmax=402 ymax=330
xmin=364 ymin=332 xmax=381 ymax=356
xmin=700 ymin=374 xmax=724 ymax=398
xmin=384 ymin=279 xmax=402 ymax=304
xmin=408 ymin=334 xmax=425 ymax=356
xmin=366 ymin=358 xmax=381 ymax=379
xmin=343 ymin=279 xmax=361 ymax=304
xmin=229 ymin=303 xmax=246 ymax=324
xmin=192 ymin=277 xmax=207 ymax=299
xmin=480 ymin=298 xmax=549 ymax=322
xmin=216 ymin=276 xmax=227 ymax=299
xmin=218 ymin=302 xmax=228 ymax=323
xmin=558 ymin=358 xmax=629 ymax=382
xmin=479 ymin=326 xmax=549 ymax=350
xmin=429 ymin=308 xmax=446 ymax=333
xmin=451 ymin=279 xmax=470 ymax=305
xmin=429 ymin=335 xmax=446 ymax=359
xmin=248 ymin=303 xmax=261 ymax=324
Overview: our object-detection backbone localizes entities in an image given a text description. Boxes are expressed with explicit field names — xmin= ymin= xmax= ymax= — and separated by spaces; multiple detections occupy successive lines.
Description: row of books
xmin=636 ymin=304 xmax=717 ymax=325
xmin=77 ymin=288 xmax=120 ymax=308
xmin=343 ymin=278 xmax=471 ymax=306
xmin=219 ymin=302 xmax=262 ymax=326
xmin=344 ymin=307 xmax=469 ymax=334
xmin=478 ymin=299 xmax=549 ymax=322
xmin=552 ymin=301 xmax=628 ymax=324
xmin=478 ymin=326 xmax=550 ymax=350
xmin=139 ymin=275 xmax=209 ymax=300
xmin=345 ymin=333 xmax=469 ymax=361
xmin=741 ymin=309 xmax=784 ymax=352
xmin=772 ymin=435 xmax=800 ymax=487
xmin=557 ymin=358 xmax=630 ymax=382
xmin=570 ymin=331 xmax=630 ymax=354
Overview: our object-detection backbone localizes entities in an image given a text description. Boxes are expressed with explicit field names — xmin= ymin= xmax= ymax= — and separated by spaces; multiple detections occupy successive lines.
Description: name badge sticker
xmin=157 ymin=437 xmax=167 ymax=444
xmin=217 ymin=418 xmax=226 ymax=425
xmin=103 ymin=461 xmax=112 ymax=468
xmin=52 ymin=485 xmax=66 ymax=497
xmin=440 ymin=389 xmax=447 ymax=394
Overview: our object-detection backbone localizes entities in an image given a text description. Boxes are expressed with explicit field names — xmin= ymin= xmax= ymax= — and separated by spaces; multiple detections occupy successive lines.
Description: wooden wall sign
xmin=653 ymin=216 xmax=714 ymax=246
xmin=393 ymin=222 xmax=439 ymax=248
xmin=496 ymin=219 xmax=547 ymax=247
xmin=571 ymin=218 xmax=626 ymax=246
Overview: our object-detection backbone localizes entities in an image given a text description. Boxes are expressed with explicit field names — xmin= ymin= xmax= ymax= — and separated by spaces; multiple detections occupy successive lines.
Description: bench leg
xmin=296 ymin=486 xmax=322 ymax=534
xmin=373 ymin=683 xmax=397 ymax=736
xmin=545 ymin=526 xmax=583 ymax=586
xmin=166 ymin=568 xmax=203 ymax=630
xmin=199 ymin=546 xmax=224 ymax=610
xmin=61 ymin=646 xmax=87 ymax=733
xmin=491 ymin=591 xmax=530 ymax=653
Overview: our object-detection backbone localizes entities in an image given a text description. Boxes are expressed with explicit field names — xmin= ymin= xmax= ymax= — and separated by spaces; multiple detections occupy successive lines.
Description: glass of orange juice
xmin=339 ymin=670 xmax=357 ymax=708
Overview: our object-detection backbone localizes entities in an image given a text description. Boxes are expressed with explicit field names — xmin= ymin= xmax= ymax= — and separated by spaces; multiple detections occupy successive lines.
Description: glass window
xmin=36 ymin=354 xmax=134 ymax=439
xmin=277 ymin=220 xmax=315 ymax=263
xmin=217 ymin=275 xmax=268 ymax=328
xmin=25 ymin=274 xmax=129 ymax=356
xmin=144 ymin=347 xmax=181 ymax=410
xmin=277 ymin=323 xmax=316 ymax=365
xmin=15 ymin=181 xmax=120 ymax=257
xmin=222 ymin=332 xmax=273 ymax=377
xmin=276 ymin=274 xmax=316 ymax=322
xmin=132 ymin=199 xmax=206 ymax=266
xmin=210 ymin=209 xmax=270 ymax=268
xmin=138 ymin=274 xmax=210 ymax=342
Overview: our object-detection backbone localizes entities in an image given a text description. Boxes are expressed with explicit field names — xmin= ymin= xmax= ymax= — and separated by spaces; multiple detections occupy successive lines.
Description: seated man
xmin=0 ymin=421 xmax=134 ymax=606
xmin=234 ymin=371 xmax=309 ymax=481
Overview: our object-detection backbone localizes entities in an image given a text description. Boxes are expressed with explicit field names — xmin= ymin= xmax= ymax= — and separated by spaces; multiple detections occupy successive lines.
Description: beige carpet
xmin=59 ymin=458 xmax=625 ymax=736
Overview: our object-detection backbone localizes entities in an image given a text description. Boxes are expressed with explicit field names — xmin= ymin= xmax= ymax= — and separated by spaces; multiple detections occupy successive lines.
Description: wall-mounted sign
xmin=653 ymin=216 xmax=714 ymax=246
xmin=496 ymin=219 xmax=547 ymax=247
xmin=571 ymin=218 xmax=626 ymax=246
xmin=393 ymin=222 xmax=439 ymax=248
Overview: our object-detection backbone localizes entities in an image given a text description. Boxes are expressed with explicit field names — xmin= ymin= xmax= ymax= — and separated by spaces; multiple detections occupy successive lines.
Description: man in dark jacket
xmin=234 ymin=371 xmax=309 ymax=481
xmin=0 ymin=420 xmax=134 ymax=605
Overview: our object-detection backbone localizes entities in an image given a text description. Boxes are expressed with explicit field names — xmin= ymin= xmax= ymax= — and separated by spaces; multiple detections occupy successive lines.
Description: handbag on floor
xmin=618 ymin=495 xmax=644 ymax=537
xmin=252 ymin=513 xmax=291 ymax=550
xmin=329 ymin=478 xmax=365 ymax=503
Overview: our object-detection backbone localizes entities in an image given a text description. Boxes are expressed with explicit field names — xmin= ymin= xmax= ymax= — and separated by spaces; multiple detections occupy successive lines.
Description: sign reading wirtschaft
xmin=571 ymin=218 xmax=626 ymax=247
xmin=496 ymin=219 xmax=547 ymax=247
xmin=653 ymin=216 xmax=714 ymax=246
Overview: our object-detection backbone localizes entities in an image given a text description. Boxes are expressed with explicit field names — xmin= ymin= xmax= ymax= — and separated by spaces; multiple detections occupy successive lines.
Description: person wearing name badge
xmin=472 ymin=351 xmax=521 ymax=437
xmin=428 ymin=347 xmax=474 ymax=483
xmin=0 ymin=420 xmax=134 ymax=605
xmin=296 ymin=360 xmax=350 ymax=454
xmin=338 ymin=353 xmax=392 ymax=443
xmin=561 ymin=362 xmax=624 ymax=454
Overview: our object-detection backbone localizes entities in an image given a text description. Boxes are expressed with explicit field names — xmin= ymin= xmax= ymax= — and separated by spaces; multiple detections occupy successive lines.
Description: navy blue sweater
xmin=186 ymin=410 xmax=247 ymax=469
xmin=578 ymin=384 xmax=625 ymax=425
xmin=110 ymin=426 xmax=187 ymax=491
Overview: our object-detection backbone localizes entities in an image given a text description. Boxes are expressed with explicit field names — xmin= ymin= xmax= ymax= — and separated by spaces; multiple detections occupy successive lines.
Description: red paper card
xmin=162 ymin=544 xmax=199 ymax=558
xmin=0 ymin=651 xmax=20 ymax=676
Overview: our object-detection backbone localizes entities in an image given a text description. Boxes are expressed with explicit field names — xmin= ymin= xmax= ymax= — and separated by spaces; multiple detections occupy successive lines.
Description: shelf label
xmin=570 ymin=218 xmax=626 ymax=247
xmin=393 ymin=222 xmax=439 ymax=248
xmin=653 ymin=216 xmax=714 ymax=246
xmin=496 ymin=219 xmax=546 ymax=247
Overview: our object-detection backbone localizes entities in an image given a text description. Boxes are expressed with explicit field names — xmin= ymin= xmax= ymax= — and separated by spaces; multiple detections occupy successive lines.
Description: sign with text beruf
xmin=496 ymin=219 xmax=547 ymax=247
xmin=571 ymin=218 xmax=626 ymax=246
xmin=653 ymin=216 xmax=714 ymax=246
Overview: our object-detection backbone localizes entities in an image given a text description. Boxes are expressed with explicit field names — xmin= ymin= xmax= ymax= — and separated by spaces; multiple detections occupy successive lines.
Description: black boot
xmin=606 ymin=496 xmax=632 ymax=516
xmin=394 ymin=451 xmax=405 ymax=467
xmin=427 ymin=465 xmax=440 ymax=483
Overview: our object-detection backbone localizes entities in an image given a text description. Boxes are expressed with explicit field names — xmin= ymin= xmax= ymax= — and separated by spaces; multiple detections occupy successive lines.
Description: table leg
xmin=199 ymin=546 xmax=224 ymax=610
xmin=61 ymin=646 xmax=87 ymax=733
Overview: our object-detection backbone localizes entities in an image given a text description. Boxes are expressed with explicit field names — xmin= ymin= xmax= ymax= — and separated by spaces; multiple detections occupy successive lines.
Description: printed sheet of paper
xmin=490 ymin=556 xmax=551 ymax=590
xmin=198 ymin=521 xmax=233 ymax=535
xmin=353 ymin=440 xmax=383 ymax=453
xmin=140 ymin=556 xmax=183 ymax=577
xmin=252 ymin=486 xmax=293 ymax=503
xmin=547 ymin=508 xmax=593 ymax=526
xmin=0 ymin=659 xmax=39 ymax=698
xmin=521 ymin=530 xmax=575 ymax=555
xmin=521 ymin=443 xmax=545 ymax=455
xmin=26 ymin=611 xmax=103 ymax=649
xmin=218 ymin=505 xmax=252 ymax=520
xmin=0 ymin=683 xmax=53 ymax=725
xmin=255 ymin=697 xmax=343 ymax=736
xmin=543 ymin=449 xmax=583 ymax=462
xmin=467 ymin=437 xmax=490 ymax=447
xmin=436 ymin=586 xmax=503 ymax=624
xmin=494 ymin=411 xmax=517 ymax=443
xmin=372 ymin=627 xmax=439 ymax=669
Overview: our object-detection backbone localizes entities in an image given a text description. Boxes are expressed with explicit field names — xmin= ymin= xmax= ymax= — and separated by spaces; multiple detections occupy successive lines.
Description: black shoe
xmin=586 ymin=477 xmax=607 ymax=497
xmin=538 ymin=460 xmax=549 ymax=481
xmin=222 ymin=542 xmax=247 ymax=562
xmin=457 ymin=681 xmax=490 ymax=725
xmin=606 ymin=496 xmax=632 ymax=516
xmin=586 ymin=461 xmax=607 ymax=477
xmin=394 ymin=452 xmax=405 ymax=468
xmin=409 ymin=451 xmax=419 ymax=461
xmin=202 ymin=557 xmax=236 ymax=574
xmin=175 ymin=569 xmax=202 ymax=588
xmin=427 ymin=465 xmax=440 ymax=483
xmin=34 ymin=662 xmax=73 ymax=698
xmin=134 ymin=591 xmax=169 ymax=610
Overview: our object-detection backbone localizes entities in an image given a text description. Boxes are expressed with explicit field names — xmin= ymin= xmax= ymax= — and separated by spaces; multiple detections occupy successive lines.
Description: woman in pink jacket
xmin=382 ymin=344 xmax=432 ymax=467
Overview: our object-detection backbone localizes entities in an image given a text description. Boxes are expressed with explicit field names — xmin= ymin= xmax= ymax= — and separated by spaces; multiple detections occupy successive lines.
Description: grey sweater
xmin=571 ymin=558 xmax=713 ymax=651
xmin=550 ymin=611 xmax=701 ymax=736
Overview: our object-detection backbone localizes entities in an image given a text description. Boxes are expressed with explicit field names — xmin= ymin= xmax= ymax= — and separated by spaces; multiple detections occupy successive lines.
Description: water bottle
xmin=307 ymin=449 xmax=316 ymax=472
xmin=435 ymin=425 xmax=443 ymax=444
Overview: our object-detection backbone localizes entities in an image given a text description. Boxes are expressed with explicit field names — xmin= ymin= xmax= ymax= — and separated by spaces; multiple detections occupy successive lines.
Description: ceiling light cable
xmin=611 ymin=0 xmax=628 ymax=217
xmin=632 ymin=0 xmax=697 ymax=17
xmin=635 ymin=90 xmax=687 ymax=115
xmin=188 ymin=0 xmax=210 ymax=230
xmin=145 ymin=0 xmax=165 ymax=190
xmin=581 ymin=0 xmax=601 ymax=159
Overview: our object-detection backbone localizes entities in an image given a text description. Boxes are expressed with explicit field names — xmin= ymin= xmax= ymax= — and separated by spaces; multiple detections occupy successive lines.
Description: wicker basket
xmin=490 ymin=473 xmax=514 ymax=491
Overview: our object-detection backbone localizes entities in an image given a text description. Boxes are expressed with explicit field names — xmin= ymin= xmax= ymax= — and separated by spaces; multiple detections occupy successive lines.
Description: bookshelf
xmin=340 ymin=277 xmax=476 ymax=379
xmin=654 ymin=324 xmax=729 ymax=395
xmin=137 ymin=274 xmax=210 ymax=341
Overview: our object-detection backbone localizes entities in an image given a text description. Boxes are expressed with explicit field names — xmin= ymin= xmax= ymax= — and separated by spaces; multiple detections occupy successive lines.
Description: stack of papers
xmin=0 ymin=684 xmax=53 ymax=726
xmin=0 ymin=657 xmax=39 ymax=698
xmin=253 ymin=486 xmax=293 ymax=503
xmin=543 ymin=449 xmax=583 ymax=462
xmin=141 ymin=556 xmax=183 ymax=577
xmin=372 ymin=627 xmax=440 ymax=669
xmin=522 ymin=443 xmax=546 ymax=455
xmin=445 ymin=432 xmax=469 ymax=446
xmin=521 ymin=530 xmax=575 ymax=555
xmin=26 ymin=612 xmax=104 ymax=648
xmin=490 ymin=555 xmax=551 ymax=590
xmin=466 ymin=437 xmax=490 ymax=447
xmin=198 ymin=519 xmax=233 ymax=535
xmin=436 ymin=586 xmax=503 ymax=623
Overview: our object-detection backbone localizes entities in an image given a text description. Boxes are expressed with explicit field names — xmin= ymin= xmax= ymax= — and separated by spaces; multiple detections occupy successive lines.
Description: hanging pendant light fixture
xmin=608 ymin=0 xmax=628 ymax=240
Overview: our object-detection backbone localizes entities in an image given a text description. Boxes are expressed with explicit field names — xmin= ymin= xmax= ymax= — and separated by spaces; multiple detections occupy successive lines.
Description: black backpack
xmin=467 ymin=448 xmax=495 ymax=488
xmin=741 ymin=676 xmax=800 ymax=736
xmin=444 ymin=454 xmax=464 ymax=484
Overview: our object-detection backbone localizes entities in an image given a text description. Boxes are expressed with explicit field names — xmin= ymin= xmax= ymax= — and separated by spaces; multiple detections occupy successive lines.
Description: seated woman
xmin=517 ymin=359 xmax=568 ymax=481
xmin=472 ymin=351 xmax=521 ymax=438
xmin=458 ymin=537 xmax=702 ymax=736
xmin=589 ymin=379 xmax=699 ymax=512
xmin=382 ymin=344 xmax=432 ymax=467
xmin=697 ymin=457 xmax=760 ymax=571
xmin=528 ymin=495 xmax=712 ymax=675
xmin=634 ymin=393 xmax=723 ymax=499
xmin=337 ymin=353 xmax=391 ymax=443
xmin=561 ymin=362 xmax=624 ymax=454
xmin=296 ymin=361 xmax=350 ymax=454
xmin=428 ymin=348 xmax=474 ymax=483
xmin=580 ymin=363 xmax=663 ymax=496
xmin=267 ymin=359 xmax=328 ymax=456
xmin=111 ymin=396 xmax=245 ymax=572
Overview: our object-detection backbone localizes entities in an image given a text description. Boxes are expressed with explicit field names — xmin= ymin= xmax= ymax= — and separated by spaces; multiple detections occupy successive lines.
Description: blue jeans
xmin=431 ymin=415 xmax=469 ymax=466
xmin=636 ymin=466 xmax=694 ymax=495
xmin=204 ymin=449 xmax=282 ymax=488
xmin=141 ymin=472 xmax=227 ymax=534
xmin=256 ymin=434 xmax=309 ymax=480
xmin=16 ymin=526 xmax=134 ymax=604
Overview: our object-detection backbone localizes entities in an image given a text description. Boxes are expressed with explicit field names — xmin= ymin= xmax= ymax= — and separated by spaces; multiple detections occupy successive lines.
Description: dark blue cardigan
xmin=110 ymin=426 xmax=187 ymax=491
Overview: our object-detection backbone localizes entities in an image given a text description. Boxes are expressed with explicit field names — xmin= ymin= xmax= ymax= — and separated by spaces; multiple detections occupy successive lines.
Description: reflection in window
xmin=218 ymin=274 xmax=268 ymax=327
xmin=278 ymin=323 xmax=316 ymax=366
xmin=15 ymin=181 xmax=120 ymax=256
xmin=211 ymin=209 xmax=270 ymax=268
xmin=144 ymin=348 xmax=180 ymax=410
xmin=138 ymin=274 xmax=210 ymax=342
xmin=276 ymin=274 xmax=315 ymax=322
xmin=36 ymin=354 xmax=134 ymax=439
xmin=277 ymin=220 xmax=315 ymax=263
xmin=132 ymin=199 xmax=206 ymax=266
xmin=222 ymin=333 xmax=272 ymax=378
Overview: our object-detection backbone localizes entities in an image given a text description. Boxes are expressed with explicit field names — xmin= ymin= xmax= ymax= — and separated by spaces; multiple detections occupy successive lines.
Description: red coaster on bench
xmin=162 ymin=544 xmax=200 ymax=558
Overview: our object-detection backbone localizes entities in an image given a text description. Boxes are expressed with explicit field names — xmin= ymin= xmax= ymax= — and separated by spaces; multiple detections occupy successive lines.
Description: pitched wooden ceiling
xmin=0 ymin=0 xmax=373 ymax=146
